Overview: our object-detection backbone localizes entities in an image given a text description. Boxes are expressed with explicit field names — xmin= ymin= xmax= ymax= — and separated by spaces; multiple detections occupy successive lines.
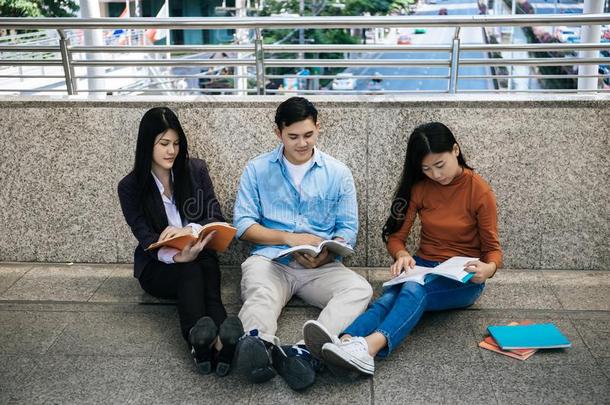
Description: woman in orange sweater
xmin=303 ymin=122 xmax=502 ymax=376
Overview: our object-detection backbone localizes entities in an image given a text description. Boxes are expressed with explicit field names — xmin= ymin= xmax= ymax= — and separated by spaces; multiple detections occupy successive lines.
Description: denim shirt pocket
xmin=307 ymin=197 xmax=339 ymax=229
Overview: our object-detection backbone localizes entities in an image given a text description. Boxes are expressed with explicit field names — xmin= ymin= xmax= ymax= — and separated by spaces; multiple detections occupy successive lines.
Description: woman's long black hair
xmin=381 ymin=122 xmax=472 ymax=243
xmin=133 ymin=107 xmax=193 ymax=229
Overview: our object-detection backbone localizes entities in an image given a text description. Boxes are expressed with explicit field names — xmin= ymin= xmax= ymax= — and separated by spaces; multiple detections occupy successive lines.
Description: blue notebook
xmin=487 ymin=323 xmax=572 ymax=350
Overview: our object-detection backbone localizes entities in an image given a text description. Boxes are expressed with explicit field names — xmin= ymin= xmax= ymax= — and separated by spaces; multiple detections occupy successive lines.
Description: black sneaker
xmin=271 ymin=344 xmax=319 ymax=391
xmin=233 ymin=331 xmax=276 ymax=384
xmin=188 ymin=316 xmax=218 ymax=375
xmin=216 ymin=316 xmax=244 ymax=377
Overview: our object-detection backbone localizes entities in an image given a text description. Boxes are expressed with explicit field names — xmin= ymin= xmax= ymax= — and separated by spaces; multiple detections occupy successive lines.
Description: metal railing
xmin=0 ymin=14 xmax=609 ymax=96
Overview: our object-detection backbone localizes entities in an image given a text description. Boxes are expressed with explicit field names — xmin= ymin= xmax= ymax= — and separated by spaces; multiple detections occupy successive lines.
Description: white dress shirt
xmin=151 ymin=171 xmax=203 ymax=264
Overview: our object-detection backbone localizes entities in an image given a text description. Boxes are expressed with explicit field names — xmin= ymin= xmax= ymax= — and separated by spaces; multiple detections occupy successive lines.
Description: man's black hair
xmin=274 ymin=97 xmax=318 ymax=131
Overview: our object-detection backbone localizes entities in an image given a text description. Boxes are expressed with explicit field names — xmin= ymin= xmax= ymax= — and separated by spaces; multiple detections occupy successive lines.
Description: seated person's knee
xmin=399 ymin=281 xmax=425 ymax=300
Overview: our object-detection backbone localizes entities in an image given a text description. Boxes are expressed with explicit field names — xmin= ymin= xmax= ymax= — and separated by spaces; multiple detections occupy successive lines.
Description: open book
xmin=382 ymin=256 xmax=476 ymax=288
xmin=273 ymin=239 xmax=354 ymax=261
xmin=146 ymin=222 xmax=236 ymax=253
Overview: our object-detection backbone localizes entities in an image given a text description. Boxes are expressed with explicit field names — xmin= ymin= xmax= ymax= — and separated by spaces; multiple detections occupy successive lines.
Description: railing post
xmin=578 ymin=0 xmax=604 ymax=92
xmin=448 ymin=27 xmax=461 ymax=94
xmin=255 ymin=28 xmax=266 ymax=95
xmin=57 ymin=29 xmax=77 ymax=95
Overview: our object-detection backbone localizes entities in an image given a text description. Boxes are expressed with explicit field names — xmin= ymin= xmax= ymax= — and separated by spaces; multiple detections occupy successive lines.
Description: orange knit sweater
xmin=386 ymin=168 xmax=503 ymax=268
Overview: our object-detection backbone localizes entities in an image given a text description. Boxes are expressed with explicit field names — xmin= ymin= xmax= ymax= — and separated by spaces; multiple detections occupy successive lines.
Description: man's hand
xmin=390 ymin=251 xmax=416 ymax=277
xmin=293 ymin=247 xmax=335 ymax=269
xmin=464 ymin=260 xmax=496 ymax=284
xmin=285 ymin=232 xmax=323 ymax=247
xmin=173 ymin=231 xmax=216 ymax=263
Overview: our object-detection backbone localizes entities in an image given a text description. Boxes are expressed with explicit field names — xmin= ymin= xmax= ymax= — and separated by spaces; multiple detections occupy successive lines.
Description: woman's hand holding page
xmin=464 ymin=260 xmax=497 ymax=284
xmin=390 ymin=251 xmax=416 ymax=277
xmin=173 ymin=231 xmax=217 ymax=263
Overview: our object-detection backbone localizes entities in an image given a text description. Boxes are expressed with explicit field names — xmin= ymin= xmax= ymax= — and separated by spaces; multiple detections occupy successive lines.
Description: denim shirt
xmin=233 ymin=144 xmax=358 ymax=260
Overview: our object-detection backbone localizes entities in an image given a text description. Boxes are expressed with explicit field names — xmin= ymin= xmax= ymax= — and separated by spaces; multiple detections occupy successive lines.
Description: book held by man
xmin=382 ymin=256 xmax=476 ymax=288
xmin=146 ymin=222 xmax=236 ymax=252
xmin=272 ymin=239 xmax=354 ymax=260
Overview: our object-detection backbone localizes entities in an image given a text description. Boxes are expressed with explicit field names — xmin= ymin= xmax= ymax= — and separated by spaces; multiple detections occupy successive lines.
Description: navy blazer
xmin=117 ymin=158 xmax=225 ymax=278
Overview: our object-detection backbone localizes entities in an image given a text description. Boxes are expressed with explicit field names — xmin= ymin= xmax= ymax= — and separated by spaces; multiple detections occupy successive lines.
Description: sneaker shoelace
xmin=341 ymin=337 xmax=369 ymax=356
xmin=282 ymin=345 xmax=321 ymax=369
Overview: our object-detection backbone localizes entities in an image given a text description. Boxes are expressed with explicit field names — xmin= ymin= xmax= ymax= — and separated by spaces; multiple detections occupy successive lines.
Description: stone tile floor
xmin=0 ymin=263 xmax=608 ymax=404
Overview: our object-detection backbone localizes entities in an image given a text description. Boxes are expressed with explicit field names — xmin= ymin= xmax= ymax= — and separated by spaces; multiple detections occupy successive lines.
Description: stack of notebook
xmin=479 ymin=321 xmax=572 ymax=361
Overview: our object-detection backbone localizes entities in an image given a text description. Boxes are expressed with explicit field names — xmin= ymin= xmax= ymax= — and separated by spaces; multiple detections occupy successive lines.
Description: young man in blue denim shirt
xmin=232 ymin=97 xmax=373 ymax=391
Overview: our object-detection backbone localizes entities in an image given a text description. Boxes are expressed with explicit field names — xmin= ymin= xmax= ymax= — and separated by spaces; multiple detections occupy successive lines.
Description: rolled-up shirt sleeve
xmin=233 ymin=163 xmax=262 ymax=239
xmin=333 ymin=167 xmax=358 ymax=247
xmin=157 ymin=246 xmax=179 ymax=264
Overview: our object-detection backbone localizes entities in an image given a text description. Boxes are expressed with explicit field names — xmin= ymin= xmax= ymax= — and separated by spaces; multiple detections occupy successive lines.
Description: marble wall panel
xmin=536 ymin=107 xmax=609 ymax=269
xmin=1 ymin=107 xmax=119 ymax=262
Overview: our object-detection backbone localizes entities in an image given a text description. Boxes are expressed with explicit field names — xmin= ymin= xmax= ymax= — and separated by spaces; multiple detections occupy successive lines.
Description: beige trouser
xmin=238 ymin=255 xmax=373 ymax=344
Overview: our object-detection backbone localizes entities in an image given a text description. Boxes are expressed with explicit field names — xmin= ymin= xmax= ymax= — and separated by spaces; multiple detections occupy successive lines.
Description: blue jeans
xmin=342 ymin=256 xmax=484 ymax=358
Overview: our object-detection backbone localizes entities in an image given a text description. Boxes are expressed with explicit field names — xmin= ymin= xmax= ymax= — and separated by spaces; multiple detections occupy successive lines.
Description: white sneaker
xmin=303 ymin=320 xmax=341 ymax=360
xmin=321 ymin=337 xmax=375 ymax=376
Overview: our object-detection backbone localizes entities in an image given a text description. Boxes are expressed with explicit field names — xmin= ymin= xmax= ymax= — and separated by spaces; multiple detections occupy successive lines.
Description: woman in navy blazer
xmin=118 ymin=107 xmax=242 ymax=376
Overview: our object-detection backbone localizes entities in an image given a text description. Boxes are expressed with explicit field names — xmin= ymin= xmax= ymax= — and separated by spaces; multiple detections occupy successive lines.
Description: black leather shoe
xmin=233 ymin=332 xmax=276 ymax=383
xmin=188 ymin=316 xmax=218 ymax=375
xmin=271 ymin=344 xmax=318 ymax=391
xmin=216 ymin=316 xmax=244 ymax=377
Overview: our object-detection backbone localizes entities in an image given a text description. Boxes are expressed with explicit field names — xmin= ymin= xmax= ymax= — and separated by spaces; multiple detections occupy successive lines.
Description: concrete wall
xmin=0 ymin=95 xmax=608 ymax=270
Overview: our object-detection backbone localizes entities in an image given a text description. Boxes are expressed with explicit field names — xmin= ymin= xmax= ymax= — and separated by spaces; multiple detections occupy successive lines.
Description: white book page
xmin=274 ymin=244 xmax=321 ymax=259
xmin=433 ymin=256 xmax=477 ymax=281
xmin=382 ymin=265 xmax=432 ymax=287
xmin=381 ymin=256 xmax=478 ymax=288
xmin=274 ymin=239 xmax=354 ymax=260
xmin=319 ymin=240 xmax=354 ymax=257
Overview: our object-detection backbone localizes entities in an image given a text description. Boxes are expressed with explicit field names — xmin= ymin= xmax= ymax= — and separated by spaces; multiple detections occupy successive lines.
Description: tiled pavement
xmin=0 ymin=263 xmax=608 ymax=404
